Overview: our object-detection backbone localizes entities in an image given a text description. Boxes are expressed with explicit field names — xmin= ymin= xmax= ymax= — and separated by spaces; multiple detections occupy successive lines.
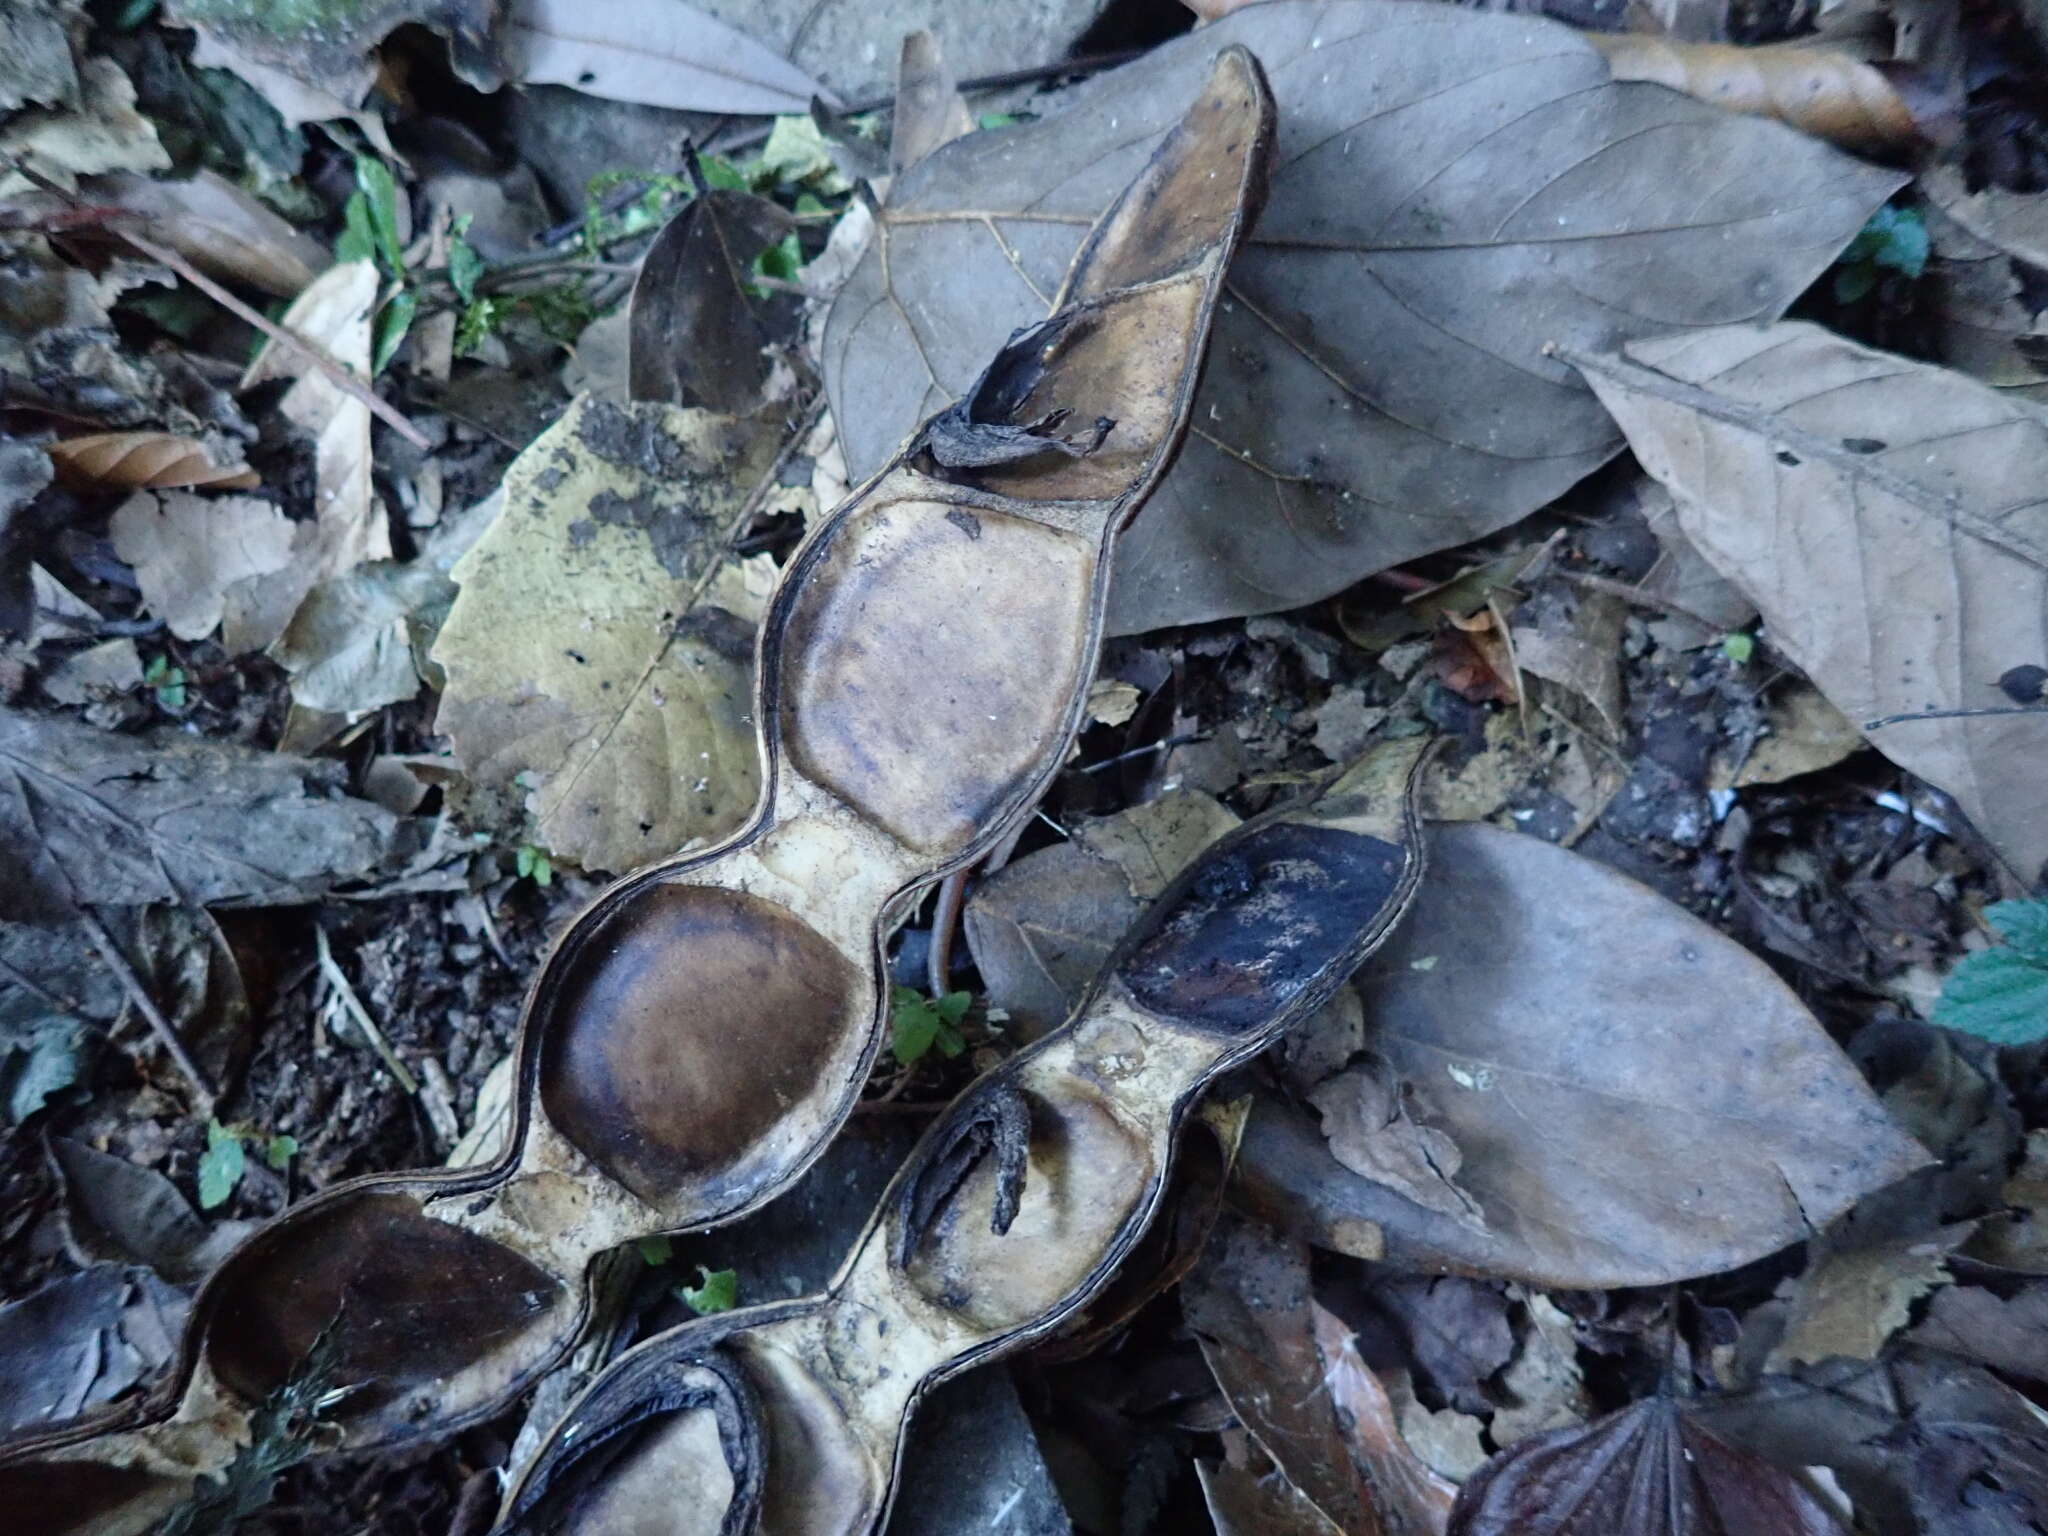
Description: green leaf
xmin=1720 ymin=631 xmax=1754 ymax=665
xmin=144 ymin=655 xmax=187 ymax=711
xmin=890 ymin=984 xmax=939 ymax=1065
xmin=198 ymin=1122 xmax=246 ymax=1210
xmin=516 ymin=844 xmax=553 ymax=886
xmin=455 ymin=296 xmax=507 ymax=356
xmin=1934 ymin=899 xmax=2048 ymax=1045
xmin=263 ymin=1134 xmax=297 ymax=1171
xmin=751 ymin=231 xmax=802 ymax=287
xmin=515 ymin=844 xmax=536 ymax=879
xmin=933 ymin=990 xmax=972 ymax=1026
xmin=678 ymin=1265 xmax=737 ymax=1314
xmin=1873 ymin=205 xmax=1928 ymax=279
xmin=371 ymin=289 xmax=415 ymax=375
xmin=636 ymin=1235 xmax=673 ymax=1267
xmin=697 ymin=152 xmax=751 ymax=192
xmin=354 ymin=156 xmax=405 ymax=274
xmin=978 ymin=111 xmax=1022 ymax=130
xmin=447 ymin=237 xmax=486 ymax=306
xmin=335 ymin=192 xmax=377 ymax=265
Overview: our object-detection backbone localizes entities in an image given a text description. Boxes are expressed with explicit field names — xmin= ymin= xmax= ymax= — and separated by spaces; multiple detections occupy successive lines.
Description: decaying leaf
xmin=1570 ymin=322 xmax=2048 ymax=883
xmin=1186 ymin=1221 xmax=1389 ymax=1536
xmin=1765 ymin=1228 xmax=1961 ymax=1369
xmin=1586 ymin=34 xmax=1923 ymax=154
xmin=1237 ymin=823 xmax=1928 ymax=1288
xmin=0 ymin=1268 xmax=184 ymax=1438
xmin=1489 ymin=1294 xmax=1587 ymax=1449
xmin=1921 ymin=199 xmax=2048 ymax=407
xmin=1198 ymin=1457 xmax=1348 ymax=1536
xmin=825 ymin=0 xmax=1903 ymax=631
xmin=627 ymin=191 xmax=795 ymax=414
xmin=1308 ymin=1058 xmax=1484 ymax=1229
xmin=501 ymin=0 xmax=832 ymax=115
xmin=432 ymin=395 xmax=777 ymax=873
xmin=1712 ymin=683 xmax=1866 ymax=790
xmin=1312 ymin=1303 xmax=1458 ymax=1536
xmin=48 ymin=434 xmax=257 ymax=493
xmin=1448 ymin=1395 xmax=1842 ymax=1535
xmin=0 ymin=706 xmax=402 ymax=921
xmin=1923 ymin=164 xmax=2048 ymax=271
xmin=109 ymin=492 xmax=295 ymax=642
xmin=0 ymin=58 xmax=168 ymax=197
xmin=232 ymin=259 xmax=385 ymax=652
xmin=269 ymin=560 xmax=455 ymax=716
xmin=84 ymin=170 xmax=330 ymax=297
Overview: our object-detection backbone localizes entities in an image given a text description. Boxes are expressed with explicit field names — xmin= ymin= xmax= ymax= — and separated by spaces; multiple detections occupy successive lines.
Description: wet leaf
xmin=1448 ymin=1395 xmax=1842 ymax=1535
xmin=824 ymin=0 xmax=1903 ymax=631
xmin=502 ymin=0 xmax=832 ymax=115
xmin=1571 ymin=322 xmax=2048 ymax=884
xmin=49 ymin=432 xmax=258 ymax=492
xmin=431 ymin=395 xmax=775 ymax=873
xmin=109 ymin=491 xmax=295 ymax=643
xmin=0 ymin=706 xmax=403 ymax=921
xmin=628 ymin=190 xmax=794 ymax=414
xmin=1237 ymin=823 xmax=1927 ymax=1288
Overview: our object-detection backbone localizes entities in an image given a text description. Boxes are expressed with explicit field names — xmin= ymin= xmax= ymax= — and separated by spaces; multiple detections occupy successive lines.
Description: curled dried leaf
xmin=47 ymin=433 xmax=258 ymax=492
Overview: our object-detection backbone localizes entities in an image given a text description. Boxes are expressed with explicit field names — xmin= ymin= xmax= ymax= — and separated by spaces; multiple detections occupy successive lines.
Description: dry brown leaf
xmin=1587 ymin=34 xmax=1922 ymax=154
xmin=1489 ymin=1293 xmax=1587 ymax=1448
xmin=1198 ymin=1458 xmax=1346 ymax=1536
xmin=1712 ymin=684 xmax=1865 ymax=790
xmin=502 ymin=0 xmax=832 ymax=115
xmin=1921 ymin=198 xmax=2048 ymax=406
xmin=1570 ymin=321 xmax=2048 ymax=884
xmin=232 ymin=258 xmax=384 ymax=652
xmin=890 ymin=30 xmax=973 ymax=175
xmin=1311 ymin=1303 xmax=1457 ymax=1536
xmin=1923 ymin=164 xmax=2048 ymax=271
xmin=0 ymin=58 xmax=168 ymax=197
xmin=48 ymin=432 xmax=258 ymax=492
xmin=825 ymin=0 xmax=1903 ymax=632
xmin=1766 ymin=1227 xmax=1962 ymax=1369
xmin=1509 ymin=580 xmax=1625 ymax=735
xmin=1308 ymin=1060 xmax=1485 ymax=1230
xmin=86 ymin=170 xmax=330 ymax=297
xmin=108 ymin=491 xmax=296 ymax=643
xmin=431 ymin=395 xmax=777 ymax=874
xmin=1236 ymin=823 xmax=1928 ymax=1289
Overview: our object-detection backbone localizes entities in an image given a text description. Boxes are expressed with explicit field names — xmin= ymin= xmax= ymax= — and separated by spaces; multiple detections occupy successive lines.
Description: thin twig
xmin=78 ymin=908 xmax=217 ymax=1109
xmin=314 ymin=926 xmax=420 ymax=1094
xmin=926 ymin=865 xmax=971 ymax=999
xmin=1865 ymin=705 xmax=2048 ymax=729
xmin=7 ymin=158 xmax=432 ymax=450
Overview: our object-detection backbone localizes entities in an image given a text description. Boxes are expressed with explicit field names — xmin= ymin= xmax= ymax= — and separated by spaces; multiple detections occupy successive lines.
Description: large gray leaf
xmin=1570 ymin=322 xmax=2048 ymax=885
xmin=0 ymin=708 xmax=403 ymax=920
xmin=1241 ymin=823 xmax=1929 ymax=1288
xmin=823 ymin=0 xmax=1902 ymax=633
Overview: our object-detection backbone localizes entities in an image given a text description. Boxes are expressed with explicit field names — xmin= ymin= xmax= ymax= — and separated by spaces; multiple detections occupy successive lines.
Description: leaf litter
xmin=6 ymin=0 xmax=2048 ymax=1531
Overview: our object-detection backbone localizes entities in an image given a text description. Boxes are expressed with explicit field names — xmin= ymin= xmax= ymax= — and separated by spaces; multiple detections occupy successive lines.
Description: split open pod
xmin=495 ymin=738 xmax=1431 ymax=1536
xmin=0 ymin=49 xmax=1275 ymax=1536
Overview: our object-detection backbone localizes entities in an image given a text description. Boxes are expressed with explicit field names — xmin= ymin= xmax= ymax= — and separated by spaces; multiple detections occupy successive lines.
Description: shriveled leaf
xmin=628 ymin=190 xmax=794 ymax=413
xmin=1910 ymin=1281 xmax=2048 ymax=1385
xmin=86 ymin=169 xmax=329 ymax=296
xmin=1489 ymin=1295 xmax=1587 ymax=1448
xmin=1923 ymin=164 xmax=2048 ymax=271
xmin=1237 ymin=823 xmax=1927 ymax=1288
xmin=1765 ymin=1227 xmax=1961 ymax=1369
xmin=50 ymin=432 xmax=258 ymax=492
xmin=1308 ymin=1059 xmax=1483 ymax=1229
xmin=502 ymin=0 xmax=832 ymax=115
xmin=824 ymin=0 xmax=1903 ymax=632
xmin=232 ymin=259 xmax=385 ymax=652
xmin=1585 ymin=35 xmax=1923 ymax=154
xmin=110 ymin=491 xmax=295 ymax=642
xmin=0 ymin=706 xmax=402 ymax=921
xmin=1184 ymin=1220 xmax=1387 ymax=1536
xmin=432 ymin=395 xmax=773 ymax=874
xmin=1571 ymin=322 xmax=2048 ymax=883
xmin=1448 ymin=1396 xmax=1842 ymax=1535
xmin=269 ymin=559 xmax=454 ymax=715
xmin=1920 ymin=199 xmax=2048 ymax=406
xmin=0 ymin=1266 xmax=184 ymax=1436
xmin=0 ymin=58 xmax=168 ymax=197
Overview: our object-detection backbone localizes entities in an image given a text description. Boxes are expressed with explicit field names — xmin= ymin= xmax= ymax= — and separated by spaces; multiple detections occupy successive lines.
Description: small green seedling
xmin=515 ymin=844 xmax=554 ymax=887
xmin=198 ymin=1122 xmax=298 ymax=1210
xmin=890 ymin=986 xmax=971 ymax=1066
xmin=333 ymin=154 xmax=417 ymax=373
xmin=1934 ymin=898 xmax=2048 ymax=1045
xmin=636 ymin=1235 xmax=673 ymax=1267
xmin=1720 ymin=631 xmax=1755 ymax=665
xmin=144 ymin=653 xmax=187 ymax=711
xmin=678 ymin=1266 xmax=738 ymax=1315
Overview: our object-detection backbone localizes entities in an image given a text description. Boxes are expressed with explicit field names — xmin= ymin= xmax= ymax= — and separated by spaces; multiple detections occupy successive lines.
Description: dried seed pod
xmin=0 ymin=47 xmax=1274 ymax=1536
xmin=495 ymin=736 xmax=1432 ymax=1536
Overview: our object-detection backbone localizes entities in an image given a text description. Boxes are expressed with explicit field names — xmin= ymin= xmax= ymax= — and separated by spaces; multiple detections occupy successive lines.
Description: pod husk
xmin=0 ymin=47 xmax=1275 ymax=1536
xmin=495 ymin=737 xmax=1431 ymax=1536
